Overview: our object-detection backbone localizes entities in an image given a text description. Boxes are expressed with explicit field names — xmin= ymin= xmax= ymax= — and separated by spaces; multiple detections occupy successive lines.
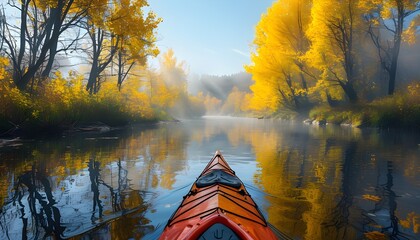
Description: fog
xmin=188 ymin=72 xmax=253 ymax=100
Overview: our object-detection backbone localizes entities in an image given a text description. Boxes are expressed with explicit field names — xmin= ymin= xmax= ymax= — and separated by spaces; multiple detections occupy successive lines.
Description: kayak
xmin=159 ymin=151 xmax=281 ymax=240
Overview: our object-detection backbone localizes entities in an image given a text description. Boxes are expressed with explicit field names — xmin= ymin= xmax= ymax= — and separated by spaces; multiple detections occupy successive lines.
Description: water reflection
xmin=384 ymin=161 xmax=401 ymax=239
xmin=0 ymin=124 xmax=190 ymax=239
xmin=88 ymin=159 xmax=103 ymax=221
xmin=321 ymin=142 xmax=358 ymax=239
xmin=0 ymin=119 xmax=419 ymax=239
xmin=363 ymin=160 xmax=412 ymax=239
xmin=12 ymin=166 xmax=65 ymax=239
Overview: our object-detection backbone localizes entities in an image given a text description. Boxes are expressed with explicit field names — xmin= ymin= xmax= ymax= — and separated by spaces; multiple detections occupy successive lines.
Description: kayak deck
xmin=159 ymin=151 xmax=279 ymax=240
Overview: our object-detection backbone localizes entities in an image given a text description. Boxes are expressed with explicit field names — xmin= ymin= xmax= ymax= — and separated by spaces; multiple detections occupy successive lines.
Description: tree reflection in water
xmin=0 ymin=119 xmax=418 ymax=239
xmin=0 ymin=157 xmax=153 ymax=239
xmin=12 ymin=165 xmax=65 ymax=239
xmin=88 ymin=159 xmax=103 ymax=221
xmin=363 ymin=161 xmax=412 ymax=239
xmin=77 ymin=159 xmax=154 ymax=239
xmin=322 ymin=142 xmax=358 ymax=239
xmin=88 ymin=158 xmax=131 ymax=220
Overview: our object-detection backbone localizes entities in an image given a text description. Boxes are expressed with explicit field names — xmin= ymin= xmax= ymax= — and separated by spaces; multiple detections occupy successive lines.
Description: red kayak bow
xmin=159 ymin=151 xmax=280 ymax=240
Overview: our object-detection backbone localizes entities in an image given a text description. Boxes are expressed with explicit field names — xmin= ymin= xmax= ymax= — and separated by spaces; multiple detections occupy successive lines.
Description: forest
xmin=246 ymin=0 xmax=420 ymax=127
xmin=1 ymin=0 xmax=420 ymax=135
xmin=0 ymin=0 xmax=208 ymax=134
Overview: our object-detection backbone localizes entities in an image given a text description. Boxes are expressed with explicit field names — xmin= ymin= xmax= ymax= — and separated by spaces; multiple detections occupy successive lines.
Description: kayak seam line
xmin=170 ymin=191 xmax=220 ymax=222
xmin=170 ymin=189 xmax=266 ymax=227
xmin=218 ymin=192 xmax=267 ymax=226
xmin=168 ymin=206 xmax=268 ymax=228
xmin=168 ymin=207 xmax=218 ymax=227
xmin=181 ymin=188 xmax=255 ymax=209
xmin=199 ymin=163 xmax=235 ymax=177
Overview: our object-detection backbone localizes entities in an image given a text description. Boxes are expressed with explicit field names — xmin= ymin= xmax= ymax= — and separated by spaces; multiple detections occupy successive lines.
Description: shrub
xmin=0 ymin=69 xmax=159 ymax=134
xmin=308 ymin=82 xmax=420 ymax=129
xmin=368 ymin=84 xmax=420 ymax=128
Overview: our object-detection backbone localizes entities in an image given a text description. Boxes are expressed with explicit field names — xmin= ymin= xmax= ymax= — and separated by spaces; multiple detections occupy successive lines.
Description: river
xmin=0 ymin=117 xmax=419 ymax=239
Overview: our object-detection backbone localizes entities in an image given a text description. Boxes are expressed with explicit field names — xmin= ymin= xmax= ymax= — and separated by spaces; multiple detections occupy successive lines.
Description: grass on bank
xmin=309 ymin=82 xmax=420 ymax=128
xmin=0 ymin=71 xmax=160 ymax=135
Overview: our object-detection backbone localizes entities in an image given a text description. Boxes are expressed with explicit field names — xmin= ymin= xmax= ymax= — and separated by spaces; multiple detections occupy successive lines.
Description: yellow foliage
xmin=148 ymin=49 xmax=188 ymax=111
xmin=248 ymin=75 xmax=280 ymax=113
xmin=364 ymin=231 xmax=387 ymax=240
xmin=221 ymin=87 xmax=249 ymax=115
xmin=247 ymin=0 xmax=315 ymax=112
xmin=403 ymin=15 xmax=420 ymax=44
xmin=32 ymin=0 xmax=58 ymax=10
xmin=304 ymin=0 xmax=366 ymax=101
xmin=0 ymin=58 xmax=32 ymax=124
xmin=407 ymin=81 xmax=420 ymax=97
xmin=0 ymin=57 xmax=8 ymax=80
xmin=96 ymin=74 xmax=155 ymax=121
xmin=400 ymin=212 xmax=420 ymax=234
xmin=202 ymin=94 xmax=222 ymax=114
xmin=106 ymin=0 xmax=161 ymax=62
xmin=120 ymin=76 xmax=154 ymax=119
xmin=1 ymin=63 xmax=157 ymax=129
xmin=159 ymin=49 xmax=187 ymax=91
xmin=362 ymin=194 xmax=381 ymax=202
xmin=241 ymin=93 xmax=253 ymax=113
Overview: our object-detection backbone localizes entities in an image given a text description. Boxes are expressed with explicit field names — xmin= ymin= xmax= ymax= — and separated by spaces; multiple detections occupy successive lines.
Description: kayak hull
xmin=159 ymin=151 xmax=279 ymax=240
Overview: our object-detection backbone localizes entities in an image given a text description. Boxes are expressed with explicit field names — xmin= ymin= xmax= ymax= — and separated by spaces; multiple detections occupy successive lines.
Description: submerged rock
xmin=303 ymin=119 xmax=313 ymax=125
xmin=313 ymin=119 xmax=326 ymax=126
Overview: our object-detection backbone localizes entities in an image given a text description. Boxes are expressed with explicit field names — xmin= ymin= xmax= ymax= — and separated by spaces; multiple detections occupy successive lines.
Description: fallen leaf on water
xmin=364 ymin=231 xmax=387 ymax=240
xmin=363 ymin=194 xmax=381 ymax=202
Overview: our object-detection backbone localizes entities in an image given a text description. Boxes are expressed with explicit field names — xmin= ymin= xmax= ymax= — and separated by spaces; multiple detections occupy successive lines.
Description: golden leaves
xmin=364 ymin=231 xmax=387 ymax=240
xmin=247 ymin=0 xmax=315 ymax=112
xmin=403 ymin=14 xmax=420 ymax=45
xmin=400 ymin=212 xmax=420 ymax=234
xmin=362 ymin=194 xmax=382 ymax=202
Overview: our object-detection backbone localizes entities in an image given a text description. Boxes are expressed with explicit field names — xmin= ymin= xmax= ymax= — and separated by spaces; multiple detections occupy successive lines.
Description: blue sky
xmin=148 ymin=0 xmax=275 ymax=75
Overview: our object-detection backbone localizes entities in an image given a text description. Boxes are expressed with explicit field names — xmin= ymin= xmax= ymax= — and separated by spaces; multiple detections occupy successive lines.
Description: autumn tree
xmin=202 ymin=94 xmax=222 ymax=115
xmin=0 ymin=0 xmax=95 ymax=91
xmin=305 ymin=0 xmax=366 ymax=103
xmin=150 ymin=49 xmax=205 ymax=118
xmin=246 ymin=0 xmax=315 ymax=113
xmin=112 ymin=0 xmax=160 ymax=91
xmin=84 ymin=0 xmax=160 ymax=93
xmin=363 ymin=0 xmax=420 ymax=95
xmin=159 ymin=49 xmax=187 ymax=99
xmin=83 ymin=0 xmax=116 ymax=94
xmin=154 ymin=49 xmax=187 ymax=113
xmin=221 ymin=87 xmax=250 ymax=115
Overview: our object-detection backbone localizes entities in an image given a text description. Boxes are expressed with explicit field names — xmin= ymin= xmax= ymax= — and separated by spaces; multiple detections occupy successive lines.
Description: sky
xmin=147 ymin=0 xmax=275 ymax=76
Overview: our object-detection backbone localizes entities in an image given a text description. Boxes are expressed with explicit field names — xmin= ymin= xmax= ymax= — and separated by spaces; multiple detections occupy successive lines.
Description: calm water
xmin=0 ymin=117 xmax=419 ymax=240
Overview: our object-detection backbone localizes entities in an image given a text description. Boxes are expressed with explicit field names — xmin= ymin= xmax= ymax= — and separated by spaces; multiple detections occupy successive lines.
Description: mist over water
xmin=0 ymin=117 xmax=419 ymax=239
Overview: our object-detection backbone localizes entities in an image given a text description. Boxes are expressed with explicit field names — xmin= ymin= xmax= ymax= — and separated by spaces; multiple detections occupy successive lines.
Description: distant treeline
xmin=189 ymin=72 xmax=253 ymax=100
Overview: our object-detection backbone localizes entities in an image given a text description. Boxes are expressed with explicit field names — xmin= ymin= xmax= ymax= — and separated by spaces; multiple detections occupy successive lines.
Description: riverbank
xmin=307 ymin=94 xmax=420 ymax=129
xmin=0 ymin=73 xmax=174 ymax=138
xmin=0 ymin=91 xmax=163 ymax=137
xmin=255 ymin=89 xmax=420 ymax=130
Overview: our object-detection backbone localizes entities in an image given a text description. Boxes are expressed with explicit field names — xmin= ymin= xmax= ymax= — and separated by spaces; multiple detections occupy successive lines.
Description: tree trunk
xmin=388 ymin=45 xmax=400 ymax=95
xmin=87 ymin=58 xmax=99 ymax=94
xmin=117 ymin=50 xmax=123 ymax=91
xmin=41 ymin=6 xmax=61 ymax=79
xmin=13 ymin=1 xmax=65 ymax=91
xmin=41 ymin=40 xmax=58 ymax=78
xmin=342 ymin=82 xmax=358 ymax=103
xmin=388 ymin=10 xmax=403 ymax=95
